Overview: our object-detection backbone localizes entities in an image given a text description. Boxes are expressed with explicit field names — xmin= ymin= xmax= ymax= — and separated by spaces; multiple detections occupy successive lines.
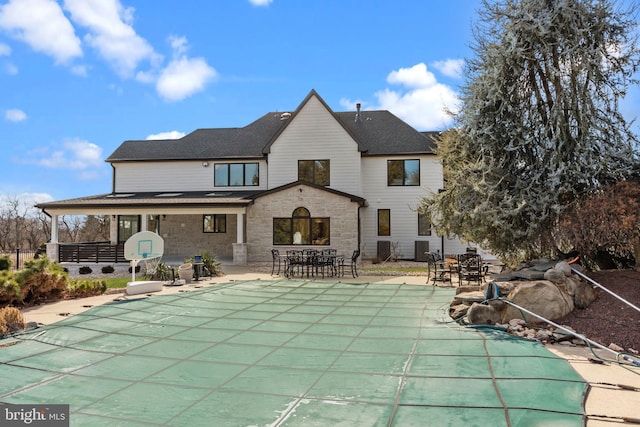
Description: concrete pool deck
xmin=5 ymin=266 xmax=640 ymax=426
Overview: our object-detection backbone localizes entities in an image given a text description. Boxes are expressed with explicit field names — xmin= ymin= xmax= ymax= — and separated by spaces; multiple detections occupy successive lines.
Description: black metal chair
xmin=316 ymin=248 xmax=337 ymax=277
xmin=426 ymin=252 xmax=452 ymax=286
xmin=285 ymin=250 xmax=304 ymax=278
xmin=271 ymin=249 xmax=281 ymax=275
xmin=339 ymin=249 xmax=360 ymax=278
xmin=456 ymin=253 xmax=484 ymax=285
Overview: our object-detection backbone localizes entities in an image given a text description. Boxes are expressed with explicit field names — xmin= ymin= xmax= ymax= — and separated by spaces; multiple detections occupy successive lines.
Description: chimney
xmin=355 ymin=103 xmax=361 ymax=122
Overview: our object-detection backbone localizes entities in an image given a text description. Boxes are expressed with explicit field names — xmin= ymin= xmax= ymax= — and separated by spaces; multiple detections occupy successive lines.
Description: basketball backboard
xmin=124 ymin=231 xmax=164 ymax=261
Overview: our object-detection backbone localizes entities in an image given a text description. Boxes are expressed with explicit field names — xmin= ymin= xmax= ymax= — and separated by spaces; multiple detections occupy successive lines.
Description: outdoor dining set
xmin=271 ymin=248 xmax=360 ymax=279
xmin=425 ymin=250 xmax=490 ymax=286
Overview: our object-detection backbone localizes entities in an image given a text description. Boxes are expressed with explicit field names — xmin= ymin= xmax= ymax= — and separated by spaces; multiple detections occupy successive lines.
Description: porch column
xmin=50 ymin=214 xmax=59 ymax=243
xmin=232 ymin=212 xmax=247 ymax=265
xmin=141 ymin=214 xmax=148 ymax=232
xmin=46 ymin=214 xmax=59 ymax=262
xmin=236 ymin=212 xmax=244 ymax=243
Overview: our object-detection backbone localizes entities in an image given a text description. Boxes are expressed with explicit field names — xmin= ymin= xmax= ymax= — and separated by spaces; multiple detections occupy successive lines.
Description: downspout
xmin=111 ymin=163 xmax=116 ymax=193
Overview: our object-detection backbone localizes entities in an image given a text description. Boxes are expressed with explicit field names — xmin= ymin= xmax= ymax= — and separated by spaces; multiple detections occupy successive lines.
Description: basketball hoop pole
xmin=130 ymin=259 xmax=139 ymax=282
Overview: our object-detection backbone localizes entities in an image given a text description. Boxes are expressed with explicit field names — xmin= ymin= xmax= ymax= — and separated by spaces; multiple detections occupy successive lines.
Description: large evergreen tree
xmin=423 ymin=0 xmax=640 ymax=262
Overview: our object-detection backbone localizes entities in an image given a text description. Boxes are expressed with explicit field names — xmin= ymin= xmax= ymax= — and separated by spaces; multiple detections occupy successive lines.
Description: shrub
xmin=0 ymin=256 xmax=12 ymax=271
xmin=13 ymin=258 xmax=69 ymax=306
xmin=101 ymin=265 xmax=115 ymax=274
xmin=78 ymin=266 xmax=93 ymax=275
xmin=150 ymin=262 xmax=171 ymax=281
xmin=558 ymin=180 xmax=640 ymax=270
xmin=67 ymin=279 xmax=107 ymax=299
xmin=0 ymin=307 xmax=25 ymax=334
xmin=185 ymin=252 xmax=223 ymax=277
xmin=128 ymin=265 xmax=141 ymax=274
xmin=0 ymin=271 xmax=20 ymax=306
xmin=18 ymin=272 xmax=68 ymax=305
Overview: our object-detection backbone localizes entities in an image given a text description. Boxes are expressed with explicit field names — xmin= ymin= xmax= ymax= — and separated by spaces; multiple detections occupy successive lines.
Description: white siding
xmin=114 ymin=160 xmax=268 ymax=192
xmin=268 ymin=96 xmax=362 ymax=195
xmin=360 ymin=156 xmax=443 ymax=260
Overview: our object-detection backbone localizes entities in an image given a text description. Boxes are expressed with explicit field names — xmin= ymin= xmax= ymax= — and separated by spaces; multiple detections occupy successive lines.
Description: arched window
xmin=273 ymin=207 xmax=330 ymax=245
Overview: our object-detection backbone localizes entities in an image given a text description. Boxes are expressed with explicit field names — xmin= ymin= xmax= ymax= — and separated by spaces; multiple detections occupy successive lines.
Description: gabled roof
xmin=249 ymin=180 xmax=366 ymax=206
xmin=106 ymin=89 xmax=439 ymax=163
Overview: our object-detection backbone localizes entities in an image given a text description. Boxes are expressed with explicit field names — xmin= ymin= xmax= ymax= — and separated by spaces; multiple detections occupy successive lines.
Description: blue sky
xmin=0 ymin=0 xmax=638 ymax=207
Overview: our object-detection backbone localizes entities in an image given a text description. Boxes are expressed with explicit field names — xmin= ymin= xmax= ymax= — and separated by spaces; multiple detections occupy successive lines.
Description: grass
xmin=102 ymin=277 xmax=130 ymax=289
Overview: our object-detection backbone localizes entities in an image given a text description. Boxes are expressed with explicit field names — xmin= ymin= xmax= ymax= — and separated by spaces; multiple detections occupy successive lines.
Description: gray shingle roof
xmin=35 ymin=191 xmax=260 ymax=210
xmin=105 ymin=90 xmax=439 ymax=162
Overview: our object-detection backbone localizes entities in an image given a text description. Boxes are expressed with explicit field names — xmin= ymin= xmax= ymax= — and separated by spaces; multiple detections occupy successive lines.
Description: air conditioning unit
xmin=377 ymin=241 xmax=391 ymax=261
xmin=415 ymin=241 xmax=429 ymax=262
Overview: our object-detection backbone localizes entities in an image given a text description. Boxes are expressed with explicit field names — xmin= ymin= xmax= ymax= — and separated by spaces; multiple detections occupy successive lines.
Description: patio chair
xmin=285 ymin=250 xmax=304 ymax=278
xmin=426 ymin=252 xmax=452 ymax=286
xmin=456 ymin=253 xmax=485 ymax=285
xmin=271 ymin=249 xmax=281 ymax=275
xmin=339 ymin=249 xmax=360 ymax=278
xmin=316 ymin=248 xmax=338 ymax=277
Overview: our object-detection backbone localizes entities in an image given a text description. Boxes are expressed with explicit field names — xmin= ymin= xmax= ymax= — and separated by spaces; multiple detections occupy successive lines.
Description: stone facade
xmin=156 ymin=214 xmax=236 ymax=259
xmin=246 ymin=184 xmax=360 ymax=262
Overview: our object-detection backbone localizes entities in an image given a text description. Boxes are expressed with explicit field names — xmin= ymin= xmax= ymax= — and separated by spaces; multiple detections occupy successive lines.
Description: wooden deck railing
xmin=58 ymin=242 xmax=125 ymax=263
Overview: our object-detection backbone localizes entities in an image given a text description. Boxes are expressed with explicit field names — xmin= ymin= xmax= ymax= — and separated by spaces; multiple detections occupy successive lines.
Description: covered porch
xmin=36 ymin=191 xmax=259 ymax=266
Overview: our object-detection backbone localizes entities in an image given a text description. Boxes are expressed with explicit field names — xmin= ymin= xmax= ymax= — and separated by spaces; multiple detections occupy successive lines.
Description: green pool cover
xmin=1 ymin=280 xmax=586 ymax=426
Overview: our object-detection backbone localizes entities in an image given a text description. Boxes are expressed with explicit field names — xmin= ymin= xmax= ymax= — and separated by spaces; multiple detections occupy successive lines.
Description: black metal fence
xmin=0 ymin=248 xmax=38 ymax=271
xmin=58 ymin=242 xmax=125 ymax=263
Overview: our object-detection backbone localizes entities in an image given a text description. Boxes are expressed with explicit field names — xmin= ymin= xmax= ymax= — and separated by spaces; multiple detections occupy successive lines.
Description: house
xmin=37 ymin=89 xmax=471 ymax=265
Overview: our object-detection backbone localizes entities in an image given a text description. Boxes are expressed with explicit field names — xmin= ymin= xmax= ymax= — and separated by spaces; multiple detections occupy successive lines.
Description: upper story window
xmin=387 ymin=159 xmax=420 ymax=186
xmin=298 ymin=160 xmax=330 ymax=186
xmin=214 ymin=163 xmax=259 ymax=187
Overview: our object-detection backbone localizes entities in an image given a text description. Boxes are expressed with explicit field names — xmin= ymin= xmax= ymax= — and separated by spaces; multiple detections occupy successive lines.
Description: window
xmin=378 ymin=209 xmax=390 ymax=236
xmin=214 ymin=163 xmax=259 ymax=187
xmin=203 ymin=214 xmax=226 ymax=233
xmin=118 ymin=215 xmax=140 ymax=243
xmin=418 ymin=211 xmax=431 ymax=236
xmin=273 ymin=207 xmax=330 ymax=245
xmin=298 ymin=160 xmax=329 ymax=186
xmin=387 ymin=159 xmax=420 ymax=186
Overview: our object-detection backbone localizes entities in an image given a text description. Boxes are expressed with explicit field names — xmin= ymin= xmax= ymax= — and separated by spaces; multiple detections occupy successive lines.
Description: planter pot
xmin=178 ymin=263 xmax=193 ymax=284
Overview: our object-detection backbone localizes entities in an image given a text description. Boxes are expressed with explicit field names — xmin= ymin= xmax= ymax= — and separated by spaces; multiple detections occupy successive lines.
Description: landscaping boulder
xmin=500 ymin=281 xmax=574 ymax=322
xmin=467 ymin=303 xmax=501 ymax=325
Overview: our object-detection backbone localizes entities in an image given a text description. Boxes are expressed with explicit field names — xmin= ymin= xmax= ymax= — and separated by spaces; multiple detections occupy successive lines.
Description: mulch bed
xmin=555 ymin=269 xmax=640 ymax=352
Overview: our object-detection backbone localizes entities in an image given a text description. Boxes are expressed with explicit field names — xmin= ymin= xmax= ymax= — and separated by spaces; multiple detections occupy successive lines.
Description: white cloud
xmin=155 ymin=37 xmax=217 ymax=102
xmin=432 ymin=58 xmax=465 ymax=79
xmin=146 ymin=131 xmax=186 ymax=140
xmin=0 ymin=42 xmax=10 ymax=56
xmin=157 ymin=57 xmax=217 ymax=101
xmin=168 ymin=35 xmax=188 ymax=56
xmin=35 ymin=138 xmax=103 ymax=173
xmin=5 ymin=108 xmax=26 ymax=122
xmin=387 ymin=63 xmax=437 ymax=88
xmin=249 ymin=0 xmax=273 ymax=6
xmin=0 ymin=0 xmax=82 ymax=64
xmin=63 ymin=0 xmax=158 ymax=77
xmin=342 ymin=62 xmax=460 ymax=131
